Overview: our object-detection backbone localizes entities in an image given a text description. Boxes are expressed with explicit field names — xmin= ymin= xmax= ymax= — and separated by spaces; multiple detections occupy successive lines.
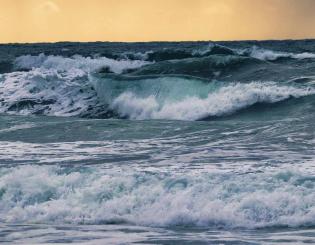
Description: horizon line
xmin=1 ymin=38 xmax=315 ymax=45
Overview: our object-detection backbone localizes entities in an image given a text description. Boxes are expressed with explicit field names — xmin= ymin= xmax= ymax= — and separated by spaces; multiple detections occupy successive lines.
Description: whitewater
xmin=1 ymin=40 xmax=315 ymax=244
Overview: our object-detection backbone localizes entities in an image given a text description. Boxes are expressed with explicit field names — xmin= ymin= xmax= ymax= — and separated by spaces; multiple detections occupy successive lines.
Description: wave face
xmin=1 ymin=41 xmax=315 ymax=121
xmin=0 ymin=165 xmax=314 ymax=228
xmin=103 ymin=79 xmax=314 ymax=120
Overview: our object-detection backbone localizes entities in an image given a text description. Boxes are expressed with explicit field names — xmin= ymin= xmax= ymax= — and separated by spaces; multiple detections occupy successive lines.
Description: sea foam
xmin=240 ymin=46 xmax=315 ymax=61
xmin=0 ymin=165 xmax=314 ymax=228
xmin=109 ymin=81 xmax=315 ymax=120
xmin=14 ymin=53 xmax=152 ymax=74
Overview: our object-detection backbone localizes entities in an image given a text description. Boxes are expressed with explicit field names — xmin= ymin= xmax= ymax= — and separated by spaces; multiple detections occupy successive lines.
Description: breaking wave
xmin=239 ymin=46 xmax=315 ymax=61
xmin=1 ymin=66 xmax=314 ymax=120
xmin=0 ymin=52 xmax=314 ymax=121
xmin=0 ymin=165 xmax=314 ymax=228
xmin=106 ymin=80 xmax=314 ymax=120
xmin=14 ymin=53 xmax=152 ymax=74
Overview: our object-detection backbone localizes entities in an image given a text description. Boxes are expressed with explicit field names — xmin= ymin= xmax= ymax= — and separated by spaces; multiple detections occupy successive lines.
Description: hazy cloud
xmin=36 ymin=1 xmax=60 ymax=13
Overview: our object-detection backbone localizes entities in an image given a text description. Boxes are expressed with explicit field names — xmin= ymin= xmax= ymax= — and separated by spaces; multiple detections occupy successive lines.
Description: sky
xmin=1 ymin=0 xmax=315 ymax=43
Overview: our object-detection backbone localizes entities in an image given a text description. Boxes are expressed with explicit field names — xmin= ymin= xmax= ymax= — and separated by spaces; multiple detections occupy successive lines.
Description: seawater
xmin=0 ymin=40 xmax=315 ymax=244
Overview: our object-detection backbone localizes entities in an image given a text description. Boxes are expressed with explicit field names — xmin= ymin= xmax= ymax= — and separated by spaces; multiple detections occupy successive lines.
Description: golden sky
xmin=1 ymin=0 xmax=315 ymax=43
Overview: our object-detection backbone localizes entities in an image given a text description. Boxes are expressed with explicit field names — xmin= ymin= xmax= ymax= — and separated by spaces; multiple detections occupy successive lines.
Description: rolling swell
xmin=120 ymin=43 xmax=315 ymax=62
xmin=121 ymin=43 xmax=236 ymax=62
xmin=124 ymin=55 xmax=265 ymax=79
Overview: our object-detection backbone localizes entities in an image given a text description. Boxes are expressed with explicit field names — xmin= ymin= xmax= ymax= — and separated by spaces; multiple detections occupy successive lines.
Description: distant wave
xmin=120 ymin=44 xmax=315 ymax=62
xmin=124 ymin=55 xmax=264 ymax=79
xmin=120 ymin=43 xmax=235 ymax=62
xmin=239 ymin=46 xmax=315 ymax=61
xmin=14 ymin=53 xmax=152 ymax=74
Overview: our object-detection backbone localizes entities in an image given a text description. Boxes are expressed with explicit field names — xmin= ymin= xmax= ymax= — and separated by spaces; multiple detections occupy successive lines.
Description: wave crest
xmin=14 ymin=53 xmax=151 ymax=74
xmin=240 ymin=46 xmax=315 ymax=61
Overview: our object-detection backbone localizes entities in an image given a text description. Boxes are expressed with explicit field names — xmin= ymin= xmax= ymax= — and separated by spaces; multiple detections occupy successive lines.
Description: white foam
xmin=0 ymin=165 xmax=314 ymax=228
xmin=0 ymin=69 xmax=97 ymax=116
xmin=14 ymin=53 xmax=151 ymax=74
xmin=0 ymin=54 xmax=152 ymax=117
xmin=0 ymin=123 xmax=34 ymax=133
xmin=241 ymin=46 xmax=315 ymax=61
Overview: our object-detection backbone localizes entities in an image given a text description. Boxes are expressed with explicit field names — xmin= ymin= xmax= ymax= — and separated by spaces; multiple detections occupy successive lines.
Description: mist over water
xmin=1 ymin=40 xmax=315 ymax=244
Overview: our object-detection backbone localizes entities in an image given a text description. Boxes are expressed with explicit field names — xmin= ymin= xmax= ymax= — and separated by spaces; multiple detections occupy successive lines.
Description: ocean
xmin=0 ymin=40 xmax=315 ymax=244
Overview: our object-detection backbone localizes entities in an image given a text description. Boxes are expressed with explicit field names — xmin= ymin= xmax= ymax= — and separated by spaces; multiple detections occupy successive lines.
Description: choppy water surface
xmin=1 ymin=40 xmax=315 ymax=244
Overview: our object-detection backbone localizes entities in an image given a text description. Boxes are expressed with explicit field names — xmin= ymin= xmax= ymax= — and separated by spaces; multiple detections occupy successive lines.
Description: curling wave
xmin=101 ymin=78 xmax=315 ymax=120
